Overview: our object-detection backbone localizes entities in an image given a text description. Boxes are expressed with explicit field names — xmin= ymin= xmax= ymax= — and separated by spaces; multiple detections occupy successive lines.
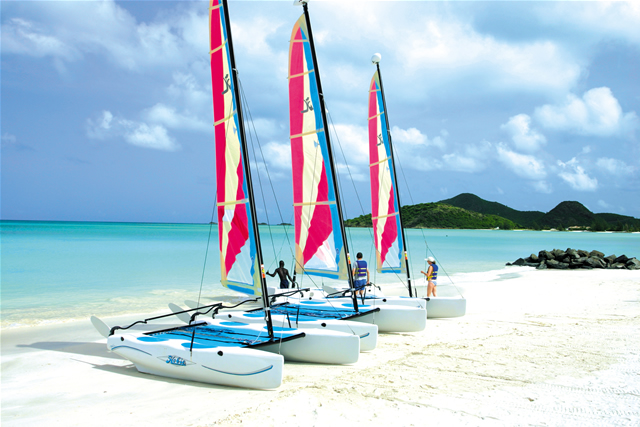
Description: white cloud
xmin=330 ymin=124 xmax=368 ymax=164
xmin=1 ymin=133 xmax=18 ymax=146
xmin=336 ymin=163 xmax=366 ymax=182
xmin=249 ymin=160 xmax=287 ymax=183
xmin=86 ymin=110 xmax=115 ymax=140
xmin=557 ymin=158 xmax=598 ymax=191
xmin=249 ymin=119 xmax=283 ymax=141
xmin=496 ymin=144 xmax=546 ymax=180
xmin=500 ymin=114 xmax=546 ymax=152
xmin=282 ymin=2 xmax=584 ymax=108
xmin=391 ymin=126 xmax=446 ymax=150
xmin=165 ymin=72 xmax=211 ymax=113
xmin=441 ymin=153 xmax=483 ymax=173
xmin=1 ymin=1 xmax=208 ymax=72
xmin=532 ymin=180 xmax=553 ymax=194
xmin=399 ymin=20 xmax=580 ymax=93
xmin=87 ymin=70 xmax=212 ymax=149
xmin=437 ymin=140 xmax=493 ymax=173
xmin=596 ymin=158 xmax=635 ymax=177
xmin=598 ymin=199 xmax=613 ymax=210
xmin=124 ymin=123 xmax=176 ymax=151
xmin=261 ymin=142 xmax=292 ymax=170
xmin=144 ymin=104 xmax=210 ymax=133
xmin=535 ymin=87 xmax=639 ymax=137
xmin=1 ymin=18 xmax=79 ymax=61
xmin=231 ymin=15 xmax=283 ymax=58
xmin=86 ymin=110 xmax=179 ymax=151
xmin=544 ymin=2 xmax=640 ymax=47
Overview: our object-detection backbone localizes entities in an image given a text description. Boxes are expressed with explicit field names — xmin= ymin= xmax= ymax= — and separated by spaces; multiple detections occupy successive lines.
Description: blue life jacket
xmin=428 ymin=264 xmax=438 ymax=280
xmin=355 ymin=260 xmax=367 ymax=279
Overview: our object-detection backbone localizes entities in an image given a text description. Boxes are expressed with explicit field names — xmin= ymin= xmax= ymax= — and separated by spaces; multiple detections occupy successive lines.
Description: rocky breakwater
xmin=507 ymin=249 xmax=640 ymax=270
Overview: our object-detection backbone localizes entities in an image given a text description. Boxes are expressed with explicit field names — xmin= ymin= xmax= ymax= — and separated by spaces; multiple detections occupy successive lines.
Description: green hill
xmin=346 ymin=193 xmax=640 ymax=231
xmin=593 ymin=213 xmax=640 ymax=231
xmin=439 ymin=193 xmax=544 ymax=228
xmin=538 ymin=201 xmax=594 ymax=228
xmin=345 ymin=202 xmax=518 ymax=229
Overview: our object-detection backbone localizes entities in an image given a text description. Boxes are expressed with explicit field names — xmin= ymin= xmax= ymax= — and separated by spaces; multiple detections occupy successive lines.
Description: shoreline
xmin=0 ymin=266 xmax=526 ymax=330
xmin=2 ymin=268 xmax=639 ymax=426
xmin=0 ymin=264 xmax=635 ymax=330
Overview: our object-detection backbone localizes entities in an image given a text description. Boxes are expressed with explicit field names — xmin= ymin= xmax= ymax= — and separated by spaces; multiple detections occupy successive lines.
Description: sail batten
xmin=210 ymin=0 xmax=262 ymax=296
xmin=288 ymin=13 xmax=348 ymax=280
xmin=369 ymin=70 xmax=405 ymax=274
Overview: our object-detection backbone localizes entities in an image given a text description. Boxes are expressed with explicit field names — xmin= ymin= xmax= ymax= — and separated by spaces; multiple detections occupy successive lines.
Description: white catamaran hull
xmin=425 ymin=297 xmax=467 ymax=318
xmin=219 ymin=310 xmax=378 ymax=352
xmin=306 ymin=292 xmax=427 ymax=310
xmin=198 ymin=318 xmax=360 ymax=364
xmin=107 ymin=333 xmax=284 ymax=390
xmin=182 ymin=300 xmax=378 ymax=352
xmin=346 ymin=304 xmax=426 ymax=332
xmin=320 ymin=285 xmax=465 ymax=318
xmin=275 ymin=298 xmax=427 ymax=333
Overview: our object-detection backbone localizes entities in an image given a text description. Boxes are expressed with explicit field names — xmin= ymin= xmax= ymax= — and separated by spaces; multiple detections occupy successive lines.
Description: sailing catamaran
xmin=305 ymin=55 xmax=466 ymax=319
xmin=367 ymin=54 xmax=465 ymax=318
xmin=337 ymin=53 xmax=466 ymax=318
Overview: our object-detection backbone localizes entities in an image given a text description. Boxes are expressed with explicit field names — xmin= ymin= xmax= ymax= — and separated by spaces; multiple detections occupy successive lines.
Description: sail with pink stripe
xmin=369 ymin=70 xmax=405 ymax=274
xmin=288 ymin=14 xmax=348 ymax=280
xmin=209 ymin=0 xmax=262 ymax=295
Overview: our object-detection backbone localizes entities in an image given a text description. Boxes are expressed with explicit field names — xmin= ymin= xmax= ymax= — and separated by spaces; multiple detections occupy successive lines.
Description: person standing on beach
xmin=352 ymin=252 xmax=370 ymax=296
xmin=266 ymin=260 xmax=295 ymax=289
xmin=421 ymin=257 xmax=438 ymax=297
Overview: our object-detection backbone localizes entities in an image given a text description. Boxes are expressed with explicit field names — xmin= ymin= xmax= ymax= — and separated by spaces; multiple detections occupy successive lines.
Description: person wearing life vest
xmin=421 ymin=256 xmax=438 ymax=297
xmin=352 ymin=252 xmax=369 ymax=296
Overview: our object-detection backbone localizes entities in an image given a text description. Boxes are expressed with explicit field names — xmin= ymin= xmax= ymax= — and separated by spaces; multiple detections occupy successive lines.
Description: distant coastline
xmin=345 ymin=193 xmax=640 ymax=232
xmin=3 ymin=194 xmax=639 ymax=232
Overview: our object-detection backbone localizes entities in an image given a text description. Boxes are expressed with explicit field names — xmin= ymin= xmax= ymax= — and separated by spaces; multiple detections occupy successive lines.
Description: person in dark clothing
xmin=266 ymin=260 xmax=295 ymax=289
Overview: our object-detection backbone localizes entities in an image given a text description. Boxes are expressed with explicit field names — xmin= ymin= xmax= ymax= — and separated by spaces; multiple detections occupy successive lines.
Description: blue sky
xmin=2 ymin=0 xmax=639 ymax=223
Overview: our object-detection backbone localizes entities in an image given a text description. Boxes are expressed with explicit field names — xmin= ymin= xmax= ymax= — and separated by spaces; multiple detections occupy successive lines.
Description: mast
xmin=298 ymin=1 xmax=359 ymax=310
xmin=373 ymin=56 xmax=414 ymax=297
xmin=220 ymin=0 xmax=274 ymax=336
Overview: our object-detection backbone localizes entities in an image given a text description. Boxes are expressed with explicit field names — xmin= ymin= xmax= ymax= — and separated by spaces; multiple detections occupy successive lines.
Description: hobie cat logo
xmin=222 ymin=74 xmax=231 ymax=95
xmin=161 ymin=355 xmax=194 ymax=366
xmin=301 ymin=97 xmax=313 ymax=114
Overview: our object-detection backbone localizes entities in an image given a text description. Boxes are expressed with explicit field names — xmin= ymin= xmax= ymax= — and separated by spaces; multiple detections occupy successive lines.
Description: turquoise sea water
xmin=1 ymin=220 xmax=638 ymax=328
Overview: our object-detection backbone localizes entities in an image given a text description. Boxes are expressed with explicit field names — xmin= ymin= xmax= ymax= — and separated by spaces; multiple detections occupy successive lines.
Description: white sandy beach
xmin=2 ymin=268 xmax=639 ymax=426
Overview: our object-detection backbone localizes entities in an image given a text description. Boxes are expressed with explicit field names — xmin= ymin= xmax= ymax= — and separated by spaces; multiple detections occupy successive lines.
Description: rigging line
xmin=236 ymin=81 xmax=300 ymax=280
xmin=324 ymin=109 xmax=368 ymax=221
xmin=237 ymin=78 xmax=279 ymax=269
xmin=390 ymin=137 xmax=427 ymax=249
xmin=192 ymin=92 xmax=237 ymax=349
xmin=324 ymin=108 xmax=376 ymax=254
xmin=195 ymin=85 xmax=240 ymax=308
xmin=197 ymin=196 xmax=217 ymax=309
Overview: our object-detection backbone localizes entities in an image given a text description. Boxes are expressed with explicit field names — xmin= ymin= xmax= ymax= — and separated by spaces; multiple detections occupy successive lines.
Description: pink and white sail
xmin=288 ymin=14 xmax=348 ymax=280
xmin=209 ymin=0 xmax=262 ymax=295
xmin=368 ymin=71 xmax=405 ymax=273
